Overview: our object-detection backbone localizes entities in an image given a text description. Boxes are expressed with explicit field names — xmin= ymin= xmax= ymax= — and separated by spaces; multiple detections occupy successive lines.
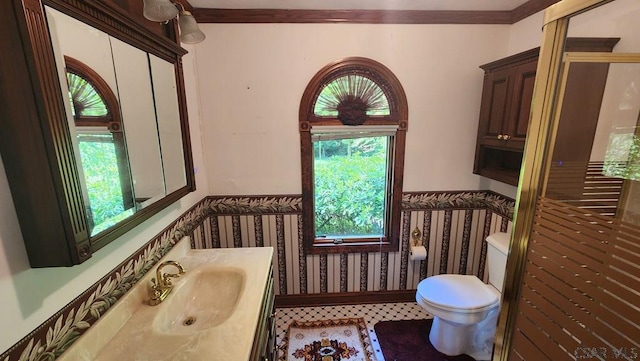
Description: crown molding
xmin=511 ymin=0 xmax=560 ymax=22
xmin=193 ymin=9 xmax=513 ymax=24
xmin=190 ymin=0 xmax=560 ymax=24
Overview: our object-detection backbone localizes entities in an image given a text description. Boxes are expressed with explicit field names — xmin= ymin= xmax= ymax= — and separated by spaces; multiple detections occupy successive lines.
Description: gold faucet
xmin=149 ymin=260 xmax=186 ymax=306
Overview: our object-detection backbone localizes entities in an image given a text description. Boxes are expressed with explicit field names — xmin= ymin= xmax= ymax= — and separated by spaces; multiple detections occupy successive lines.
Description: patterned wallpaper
xmin=0 ymin=191 xmax=513 ymax=361
xmin=191 ymin=191 xmax=513 ymax=296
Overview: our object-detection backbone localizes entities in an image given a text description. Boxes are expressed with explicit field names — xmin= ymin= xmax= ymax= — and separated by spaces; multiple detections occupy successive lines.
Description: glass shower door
xmin=496 ymin=1 xmax=640 ymax=360
xmin=509 ymin=54 xmax=640 ymax=361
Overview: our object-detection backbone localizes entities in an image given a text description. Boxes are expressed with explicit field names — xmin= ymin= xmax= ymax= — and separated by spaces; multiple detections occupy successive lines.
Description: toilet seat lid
xmin=417 ymin=274 xmax=499 ymax=311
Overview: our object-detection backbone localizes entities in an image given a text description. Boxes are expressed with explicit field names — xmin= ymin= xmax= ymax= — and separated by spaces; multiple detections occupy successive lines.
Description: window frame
xmin=299 ymin=57 xmax=408 ymax=254
xmin=64 ymin=56 xmax=135 ymax=233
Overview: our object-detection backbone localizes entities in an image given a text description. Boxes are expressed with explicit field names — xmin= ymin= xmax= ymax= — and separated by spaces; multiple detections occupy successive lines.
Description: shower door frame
xmin=494 ymin=0 xmax=640 ymax=360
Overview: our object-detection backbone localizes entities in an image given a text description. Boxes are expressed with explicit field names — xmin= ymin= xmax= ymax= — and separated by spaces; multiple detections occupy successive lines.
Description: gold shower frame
xmin=493 ymin=0 xmax=640 ymax=360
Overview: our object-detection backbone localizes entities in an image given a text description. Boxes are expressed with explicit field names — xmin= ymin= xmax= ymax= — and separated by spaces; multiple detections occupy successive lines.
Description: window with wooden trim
xmin=65 ymin=56 xmax=134 ymax=235
xmin=299 ymin=57 xmax=408 ymax=254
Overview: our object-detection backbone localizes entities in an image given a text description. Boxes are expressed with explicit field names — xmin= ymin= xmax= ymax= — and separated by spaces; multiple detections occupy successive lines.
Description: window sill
xmin=306 ymin=241 xmax=397 ymax=255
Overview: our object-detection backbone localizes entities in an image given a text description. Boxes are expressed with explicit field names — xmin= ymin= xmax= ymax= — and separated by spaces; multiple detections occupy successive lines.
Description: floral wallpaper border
xmin=1 ymin=190 xmax=513 ymax=361
xmin=0 ymin=200 xmax=210 ymax=361
xmin=206 ymin=195 xmax=303 ymax=215
xmin=402 ymin=190 xmax=514 ymax=219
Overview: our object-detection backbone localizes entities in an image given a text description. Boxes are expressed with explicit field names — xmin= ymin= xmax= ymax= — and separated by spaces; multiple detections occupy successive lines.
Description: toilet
xmin=415 ymin=232 xmax=510 ymax=360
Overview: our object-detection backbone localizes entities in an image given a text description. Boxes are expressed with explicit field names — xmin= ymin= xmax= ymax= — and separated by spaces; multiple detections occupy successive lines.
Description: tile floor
xmin=275 ymin=302 xmax=432 ymax=361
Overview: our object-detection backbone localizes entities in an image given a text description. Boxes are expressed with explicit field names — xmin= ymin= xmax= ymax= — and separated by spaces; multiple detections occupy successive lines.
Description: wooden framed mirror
xmin=0 ymin=0 xmax=195 ymax=267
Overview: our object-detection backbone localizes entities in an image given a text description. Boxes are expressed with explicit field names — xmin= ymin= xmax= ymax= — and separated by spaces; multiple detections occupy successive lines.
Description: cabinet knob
xmin=497 ymin=134 xmax=504 ymax=140
xmin=503 ymin=134 xmax=511 ymax=140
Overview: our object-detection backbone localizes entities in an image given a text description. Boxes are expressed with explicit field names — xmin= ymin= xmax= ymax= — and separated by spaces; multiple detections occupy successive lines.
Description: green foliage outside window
xmin=314 ymin=136 xmax=388 ymax=237
xmin=603 ymin=131 xmax=640 ymax=181
xmin=78 ymin=134 xmax=125 ymax=231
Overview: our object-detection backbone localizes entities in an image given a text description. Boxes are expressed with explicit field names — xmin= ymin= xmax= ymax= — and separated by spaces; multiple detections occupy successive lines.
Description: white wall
xmin=195 ymin=21 xmax=550 ymax=200
xmin=0 ymin=46 xmax=207 ymax=353
xmin=196 ymin=23 xmax=517 ymax=195
xmin=508 ymin=10 xmax=544 ymax=54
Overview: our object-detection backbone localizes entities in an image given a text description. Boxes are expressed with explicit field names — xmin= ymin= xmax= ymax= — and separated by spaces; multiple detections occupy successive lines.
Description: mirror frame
xmin=0 ymin=0 xmax=195 ymax=267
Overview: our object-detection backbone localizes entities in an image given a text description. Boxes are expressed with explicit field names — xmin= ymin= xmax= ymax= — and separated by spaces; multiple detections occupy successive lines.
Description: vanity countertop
xmin=57 ymin=238 xmax=274 ymax=361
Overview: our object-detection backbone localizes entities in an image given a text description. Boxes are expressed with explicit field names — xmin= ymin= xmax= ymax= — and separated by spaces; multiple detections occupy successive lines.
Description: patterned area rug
xmin=278 ymin=318 xmax=374 ymax=361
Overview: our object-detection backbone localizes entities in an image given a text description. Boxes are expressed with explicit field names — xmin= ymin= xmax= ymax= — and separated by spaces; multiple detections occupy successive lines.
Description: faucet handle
xmin=151 ymin=278 xmax=164 ymax=291
xmin=149 ymin=279 xmax=161 ymax=297
xmin=162 ymin=273 xmax=180 ymax=286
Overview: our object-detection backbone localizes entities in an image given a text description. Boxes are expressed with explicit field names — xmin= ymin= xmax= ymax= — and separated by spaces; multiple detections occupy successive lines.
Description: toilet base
xmin=429 ymin=317 xmax=470 ymax=356
xmin=428 ymin=308 xmax=499 ymax=361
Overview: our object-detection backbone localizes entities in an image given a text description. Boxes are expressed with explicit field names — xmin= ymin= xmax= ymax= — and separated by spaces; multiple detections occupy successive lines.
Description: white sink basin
xmin=153 ymin=267 xmax=245 ymax=334
xmin=57 ymin=241 xmax=274 ymax=361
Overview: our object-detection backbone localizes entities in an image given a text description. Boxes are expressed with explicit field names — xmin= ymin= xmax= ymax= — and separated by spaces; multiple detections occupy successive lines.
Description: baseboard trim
xmin=275 ymin=290 xmax=417 ymax=308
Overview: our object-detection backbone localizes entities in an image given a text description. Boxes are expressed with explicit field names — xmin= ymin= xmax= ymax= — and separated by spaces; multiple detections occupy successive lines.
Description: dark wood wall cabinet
xmin=473 ymin=37 xmax=620 ymax=186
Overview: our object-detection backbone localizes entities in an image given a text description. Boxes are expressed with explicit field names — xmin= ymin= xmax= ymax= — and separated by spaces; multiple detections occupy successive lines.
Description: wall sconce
xmin=143 ymin=0 xmax=206 ymax=44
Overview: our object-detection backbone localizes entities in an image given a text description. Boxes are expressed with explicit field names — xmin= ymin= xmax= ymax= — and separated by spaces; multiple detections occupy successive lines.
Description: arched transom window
xmin=299 ymin=57 xmax=408 ymax=254
xmin=313 ymin=74 xmax=391 ymax=120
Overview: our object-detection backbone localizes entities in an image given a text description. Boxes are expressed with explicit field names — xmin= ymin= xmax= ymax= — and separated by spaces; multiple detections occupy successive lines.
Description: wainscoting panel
xmin=190 ymin=191 xmax=514 ymax=296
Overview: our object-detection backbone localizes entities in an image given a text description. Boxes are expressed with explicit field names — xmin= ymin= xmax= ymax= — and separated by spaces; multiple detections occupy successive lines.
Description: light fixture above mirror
xmin=143 ymin=0 xmax=206 ymax=44
xmin=143 ymin=0 xmax=179 ymax=22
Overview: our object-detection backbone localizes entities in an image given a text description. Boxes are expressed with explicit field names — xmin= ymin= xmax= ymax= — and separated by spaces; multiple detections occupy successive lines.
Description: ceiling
xmin=188 ymin=0 xmax=531 ymax=11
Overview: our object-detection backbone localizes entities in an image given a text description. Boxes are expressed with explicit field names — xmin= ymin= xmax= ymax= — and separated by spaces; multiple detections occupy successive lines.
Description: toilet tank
xmin=486 ymin=232 xmax=510 ymax=292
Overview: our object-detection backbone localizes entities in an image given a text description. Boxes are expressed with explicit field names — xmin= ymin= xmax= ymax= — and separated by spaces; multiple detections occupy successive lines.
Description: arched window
xmin=65 ymin=56 xmax=134 ymax=235
xmin=299 ymin=57 xmax=408 ymax=254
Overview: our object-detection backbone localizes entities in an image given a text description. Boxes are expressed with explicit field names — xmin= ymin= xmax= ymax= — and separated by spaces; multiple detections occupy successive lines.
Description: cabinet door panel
xmin=479 ymin=68 xmax=511 ymax=143
xmin=508 ymin=60 xmax=537 ymax=144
